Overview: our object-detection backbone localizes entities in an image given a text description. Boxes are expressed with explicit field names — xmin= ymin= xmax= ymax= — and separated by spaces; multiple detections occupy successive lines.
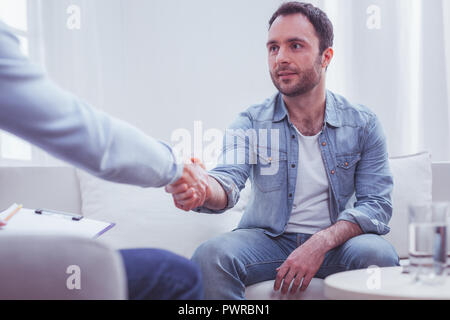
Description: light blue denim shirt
xmin=196 ymin=91 xmax=393 ymax=237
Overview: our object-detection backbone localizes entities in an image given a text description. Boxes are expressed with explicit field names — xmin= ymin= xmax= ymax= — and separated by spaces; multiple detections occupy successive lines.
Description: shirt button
xmin=291 ymin=164 xmax=296 ymax=169
xmin=292 ymin=135 xmax=296 ymax=139
xmin=289 ymin=193 xmax=293 ymax=198
xmin=331 ymin=170 xmax=336 ymax=175
xmin=322 ymin=142 xmax=327 ymax=147
xmin=345 ymin=162 xmax=349 ymax=167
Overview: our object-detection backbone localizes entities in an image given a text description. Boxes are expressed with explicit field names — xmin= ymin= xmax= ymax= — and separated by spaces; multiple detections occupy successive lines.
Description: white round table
xmin=324 ymin=267 xmax=450 ymax=300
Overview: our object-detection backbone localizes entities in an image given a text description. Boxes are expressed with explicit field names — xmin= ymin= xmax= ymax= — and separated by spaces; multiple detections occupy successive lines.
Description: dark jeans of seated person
xmin=119 ymin=249 xmax=203 ymax=300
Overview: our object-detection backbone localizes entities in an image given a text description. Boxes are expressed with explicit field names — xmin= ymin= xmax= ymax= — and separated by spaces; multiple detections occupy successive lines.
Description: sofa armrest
xmin=0 ymin=233 xmax=127 ymax=299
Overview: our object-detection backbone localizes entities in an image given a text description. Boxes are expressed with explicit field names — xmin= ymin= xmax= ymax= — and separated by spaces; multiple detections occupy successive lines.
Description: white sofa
xmin=0 ymin=152 xmax=448 ymax=300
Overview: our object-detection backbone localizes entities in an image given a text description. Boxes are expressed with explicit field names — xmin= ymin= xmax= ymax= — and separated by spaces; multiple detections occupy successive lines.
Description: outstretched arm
xmin=166 ymin=112 xmax=254 ymax=213
xmin=0 ymin=22 xmax=182 ymax=188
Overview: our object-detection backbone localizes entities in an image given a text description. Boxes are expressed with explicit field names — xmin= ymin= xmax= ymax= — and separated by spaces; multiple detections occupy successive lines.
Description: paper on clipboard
xmin=0 ymin=203 xmax=115 ymax=239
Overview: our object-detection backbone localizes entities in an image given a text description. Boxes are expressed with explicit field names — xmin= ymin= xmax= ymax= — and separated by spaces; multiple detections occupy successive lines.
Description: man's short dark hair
xmin=269 ymin=2 xmax=334 ymax=54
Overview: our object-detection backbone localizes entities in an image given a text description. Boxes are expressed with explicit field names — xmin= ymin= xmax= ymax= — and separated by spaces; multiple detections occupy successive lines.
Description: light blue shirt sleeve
xmin=0 ymin=22 xmax=183 ymax=188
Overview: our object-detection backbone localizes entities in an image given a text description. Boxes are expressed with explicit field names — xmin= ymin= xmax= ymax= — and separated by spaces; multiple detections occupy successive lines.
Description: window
xmin=0 ymin=0 xmax=32 ymax=162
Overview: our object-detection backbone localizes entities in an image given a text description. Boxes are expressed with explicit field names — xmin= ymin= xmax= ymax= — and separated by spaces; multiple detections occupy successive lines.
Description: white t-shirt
xmin=285 ymin=128 xmax=332 ymax=234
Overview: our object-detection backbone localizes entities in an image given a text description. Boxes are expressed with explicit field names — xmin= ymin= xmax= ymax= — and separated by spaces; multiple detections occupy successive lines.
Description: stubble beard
xmin=271 ymin=56 xmax=323 ymax=97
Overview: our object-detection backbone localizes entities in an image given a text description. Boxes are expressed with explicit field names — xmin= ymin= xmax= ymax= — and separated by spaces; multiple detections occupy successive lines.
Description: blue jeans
xmin=191 ymin=229 xmax=400 ymax=300
xmin=120 ymin=249 xmax=203 ymax=300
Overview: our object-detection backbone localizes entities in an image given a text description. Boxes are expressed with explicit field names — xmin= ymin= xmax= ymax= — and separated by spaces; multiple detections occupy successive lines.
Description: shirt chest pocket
xmin=335 ymin=153 xmax=361 ymax=196
xmin=253 ymin=147 xmax=288 ymax=193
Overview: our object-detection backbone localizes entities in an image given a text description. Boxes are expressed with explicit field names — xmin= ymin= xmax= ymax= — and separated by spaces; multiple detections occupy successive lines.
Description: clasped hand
xmin=274 ymin=237 xmax=327 ymax=294
xmin=165 ymin=158 xmax=210 ymax=211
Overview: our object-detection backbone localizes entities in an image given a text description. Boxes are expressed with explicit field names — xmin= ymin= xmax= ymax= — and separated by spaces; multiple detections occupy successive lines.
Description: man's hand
xmin=274 ymin=221 xmax=363 ymax=294
xmin=165 ymin=158 xmax=210 ymax=212
xmin=274 ymin=235 xmax=327 ymax=294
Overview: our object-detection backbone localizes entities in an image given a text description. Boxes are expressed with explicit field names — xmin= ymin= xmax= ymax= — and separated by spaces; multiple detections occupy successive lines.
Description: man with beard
xmin=166 ymin=2 xmax=399 ymax=300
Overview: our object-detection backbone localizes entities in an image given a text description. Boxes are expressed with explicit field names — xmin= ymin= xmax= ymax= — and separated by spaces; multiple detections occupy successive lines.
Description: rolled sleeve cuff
xmin=337 ymin=208 xmax=390 ymax=235
xmin=167 ymin=161 xmax=184 ymax=186
xmin=159 ymin=140 xmax=184 ymax=186
xmin=193 ymin=172 xmax=240 ymax=214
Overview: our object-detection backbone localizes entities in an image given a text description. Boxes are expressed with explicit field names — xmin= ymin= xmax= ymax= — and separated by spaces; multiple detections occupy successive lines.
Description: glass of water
xmin=408 ymin=202 xmax=449 ymax=285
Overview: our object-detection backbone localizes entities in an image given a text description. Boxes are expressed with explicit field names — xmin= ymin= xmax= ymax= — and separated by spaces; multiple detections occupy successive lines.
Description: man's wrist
xmin=204 ymin=175 xmax=214 ymax=204
xmin=203 ymin=175 xmax=228 ymax=211
xmin=312 ymin=221 xmax=364 ymax=254
xmin=310 ymin=231 xmax=334 ymax=254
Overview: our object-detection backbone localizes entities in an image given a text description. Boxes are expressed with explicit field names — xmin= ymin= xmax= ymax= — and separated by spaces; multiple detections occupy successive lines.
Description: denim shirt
xmin=196 ymin=90 xmax=393 ymax=237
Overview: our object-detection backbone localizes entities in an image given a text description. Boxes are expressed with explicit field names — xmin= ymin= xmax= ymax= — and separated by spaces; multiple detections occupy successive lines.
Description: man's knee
xmin=191 ymin=238 xmax=233 ymax=269
xmin=345 ymin=234 xmax=400 ymax=269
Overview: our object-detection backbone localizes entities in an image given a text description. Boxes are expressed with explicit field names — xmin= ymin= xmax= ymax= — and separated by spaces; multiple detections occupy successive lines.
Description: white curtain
xmin=29 ymin=0 xmax=282 ymax=168
xmin=3 ymin=0 xmax=449 ymax=166
xmin=318 ymin=0 xmax=450 ymax=161
xmin=0 ymin=0 xmax=122 ymax=167
xmin=444 ymin=0 xmax=450 ymax=153
xmin=0 ymin=0 xmax=44 ymax=166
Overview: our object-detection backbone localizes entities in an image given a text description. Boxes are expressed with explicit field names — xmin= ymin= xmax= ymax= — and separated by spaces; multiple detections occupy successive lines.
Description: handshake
xmin=165 ymin=158 xmax=212 ymax=212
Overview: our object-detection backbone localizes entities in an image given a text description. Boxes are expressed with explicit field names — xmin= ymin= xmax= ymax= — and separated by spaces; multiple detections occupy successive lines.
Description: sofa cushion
xmin=384 ymin=152 xmax=432 ymax=258
xmin=245 ymin=278 xmax=326 ymax=300
xmin=76 ymin=169 xmax=243 ymax=258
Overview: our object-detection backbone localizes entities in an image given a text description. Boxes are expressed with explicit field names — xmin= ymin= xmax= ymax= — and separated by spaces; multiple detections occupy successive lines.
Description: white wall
xmin=39 ymin=0 xmax=283 ymax=147
xmin=37 ymin=0 xmax=450 ymax=162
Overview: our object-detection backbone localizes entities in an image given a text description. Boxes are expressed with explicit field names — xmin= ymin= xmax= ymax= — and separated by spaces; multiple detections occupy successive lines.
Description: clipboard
xmin=0 ymin=204 xmax=115 ymax=239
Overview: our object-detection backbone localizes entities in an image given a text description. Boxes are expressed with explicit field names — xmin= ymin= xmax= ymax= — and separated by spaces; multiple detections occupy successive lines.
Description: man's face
xmin=267 ymin=14 xmax=324 ymax=97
